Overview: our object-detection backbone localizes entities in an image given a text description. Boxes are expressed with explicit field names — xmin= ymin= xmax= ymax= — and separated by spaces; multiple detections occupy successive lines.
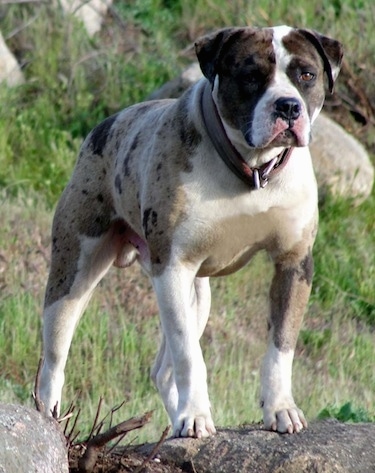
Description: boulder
xmin=310 ymin=113 xmax=374 ymax=204
xmin=59 ymin=0 xmax=113 ymax=37
xmin=148 ymin=63 xmax=374 ymax=204
xmin=0 ymin=403 xmax=68 ymax=473
xmin=0 ymin=31 xmax=24 ymax=87
xmin=136 ymin=420 xmax=375 ymax=473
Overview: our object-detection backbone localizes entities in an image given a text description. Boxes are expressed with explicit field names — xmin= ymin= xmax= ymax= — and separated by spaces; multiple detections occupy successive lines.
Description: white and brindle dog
xmin=39 ymin=26 xmax=343 ymax=437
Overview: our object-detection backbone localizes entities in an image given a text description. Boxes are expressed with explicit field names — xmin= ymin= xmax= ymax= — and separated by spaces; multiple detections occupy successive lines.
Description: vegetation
xmin=0 ymin=0 xmax=374 ymax=443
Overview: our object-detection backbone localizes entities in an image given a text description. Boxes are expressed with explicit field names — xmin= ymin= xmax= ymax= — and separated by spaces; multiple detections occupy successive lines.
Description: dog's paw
xmin=263 ymin=405 xmax=307 ymax=434
xmin=173 ymin=414 xmax=217 ymax=438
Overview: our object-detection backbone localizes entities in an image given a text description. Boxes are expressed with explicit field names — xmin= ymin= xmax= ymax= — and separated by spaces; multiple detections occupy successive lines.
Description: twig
xmin=62 ymin=401 xmax=75 ymax=436
xmin=107 ymin=400 xmax=126 ymax=432
xmin=32 ymin=357 xmax=45 ymax=413
xmin=64 ymin=405 xmax=81 ymax=445
xmin=190 ymin=460 xmax=198 ymax=473
xmin=78 ymin=411 xmax=153 ymax=473
xmin=86 ymin=396 xmax=104 ymax=442
xmin=134 ymin=425 xmax=170 ymax=473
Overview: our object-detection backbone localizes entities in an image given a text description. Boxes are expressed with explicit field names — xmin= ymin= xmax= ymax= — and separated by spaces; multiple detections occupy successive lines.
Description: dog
xmin=39 ymin=25 xmax=343 ymax=438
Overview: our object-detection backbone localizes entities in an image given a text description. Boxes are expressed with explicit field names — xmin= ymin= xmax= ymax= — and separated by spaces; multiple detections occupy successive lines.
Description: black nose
xmin=274 ymin=97 xmax=301 ymax=122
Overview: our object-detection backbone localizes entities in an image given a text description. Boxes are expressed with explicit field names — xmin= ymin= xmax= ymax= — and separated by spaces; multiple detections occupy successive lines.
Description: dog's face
xmin=195 ymin=26 xmax=343 ymax=149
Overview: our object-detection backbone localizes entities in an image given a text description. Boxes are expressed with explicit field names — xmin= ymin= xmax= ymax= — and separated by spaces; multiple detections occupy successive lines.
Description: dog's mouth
xmin=245 ymin=117 xmax=311 ymax=149
xmin=263 ymin=119 xmax=310 ymax=148
xmin=271 ymin=128 xmax=302 ymax=146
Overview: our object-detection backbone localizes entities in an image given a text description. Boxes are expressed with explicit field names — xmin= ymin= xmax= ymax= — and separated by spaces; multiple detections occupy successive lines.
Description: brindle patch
xmin=269 ymin=250 xmax=314 ymax=352
xmin=208 ymin=28 xmax=276 ymax=132
xmin=280 ymin=30 xmax=327 ymax=117
xmin=299 ymin=250 xmax=314 ymax=285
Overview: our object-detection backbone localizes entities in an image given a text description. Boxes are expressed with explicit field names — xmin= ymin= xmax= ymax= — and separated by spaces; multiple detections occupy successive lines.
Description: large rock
xmin=60 ymin=0 xmax=113 ymax=37
xmin=136 ymin=420 xmax=375 ymax=472
xmin=0 ymin=403 xmax=68 ymax=473
xmin=310 ymin=113 xmax=374 ymax=203
xmin=148 ymin=63 xmax=374 ymax=204
xmin=0 ymin=31 xmax=24 ymax=87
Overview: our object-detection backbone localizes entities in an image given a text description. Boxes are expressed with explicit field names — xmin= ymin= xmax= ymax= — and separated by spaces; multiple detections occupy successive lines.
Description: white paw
xmin=173 ymin=413 xmax=217 ymax=438
xmin=263 ymin=405 xmax=307 ymax=433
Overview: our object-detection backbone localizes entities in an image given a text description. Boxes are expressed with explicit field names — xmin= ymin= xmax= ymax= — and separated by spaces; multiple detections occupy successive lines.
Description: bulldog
xmin=39 ymin=25 xmax=343 ymax=438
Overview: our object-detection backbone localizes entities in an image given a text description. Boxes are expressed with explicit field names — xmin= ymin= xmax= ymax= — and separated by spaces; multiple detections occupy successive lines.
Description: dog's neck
xmin=199 ymin=80 xmax=292 ymax=190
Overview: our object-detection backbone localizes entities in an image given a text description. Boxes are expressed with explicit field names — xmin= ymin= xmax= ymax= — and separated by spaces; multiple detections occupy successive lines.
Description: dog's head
xmin=195 ymin=26 xmax=343 ymax=149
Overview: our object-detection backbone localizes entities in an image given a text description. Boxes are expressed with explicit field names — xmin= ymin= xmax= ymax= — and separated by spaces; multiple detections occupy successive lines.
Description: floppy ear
xmin=299 ymin=29 xmax=343 ymax=93
xmin=195 ymin=27 xmax=244 ymax=84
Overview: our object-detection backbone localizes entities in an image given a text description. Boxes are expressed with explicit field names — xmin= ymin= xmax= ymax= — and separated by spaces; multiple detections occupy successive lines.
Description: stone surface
xmin=0 ymin=403 xmax=68 ymax=473
xmin=0 ymin=31 xmax=24 ymax=87
xmin=148 ymin=63 xmax=374 ymax=204
xmin=60 ymin=0 xmax=113 ymax=37
xmin=310 ymin=113 xmax=374 ymax=204
xmin=136 ymin=420 xmax=375 ymax=473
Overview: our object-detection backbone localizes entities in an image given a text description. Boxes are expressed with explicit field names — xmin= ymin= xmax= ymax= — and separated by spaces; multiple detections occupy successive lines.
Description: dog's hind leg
xmin=151 ymin=274 xmax=214 ymax=437
xmin=39 ymin=215 xmax=136 ymax=416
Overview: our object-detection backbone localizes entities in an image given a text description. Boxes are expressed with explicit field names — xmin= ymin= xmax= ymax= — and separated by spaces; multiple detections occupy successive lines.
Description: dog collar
xmin=199 ymin=81 xmax=293 ymax=190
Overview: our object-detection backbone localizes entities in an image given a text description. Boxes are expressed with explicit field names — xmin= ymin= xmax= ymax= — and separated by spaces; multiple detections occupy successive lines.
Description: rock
xmin=0 ymin=403 xmax=68 ymax=473
xmin=310 ymin=113 xmax=374 ymax=204
xmin=136 ymin=420 xmax=375 ymax=473
xmin=148 ymin=63 xmax=374 ymax=204
xmin=60 ymin=0 xmax=113 ymax=37
xmin=148 ymin=63 xmax=203 ymax=100
xmin=0 ymin=31 xmax=24 ymax=87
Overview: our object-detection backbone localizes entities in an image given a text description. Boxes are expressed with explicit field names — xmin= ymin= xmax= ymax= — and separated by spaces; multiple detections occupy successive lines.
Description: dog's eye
xmin=300 ymin=72 xmax=315 ymax=82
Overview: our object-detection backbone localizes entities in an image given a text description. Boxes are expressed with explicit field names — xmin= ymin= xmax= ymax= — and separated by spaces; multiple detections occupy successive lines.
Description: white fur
xmin=261 ymin=343 xmax=306 ymax=433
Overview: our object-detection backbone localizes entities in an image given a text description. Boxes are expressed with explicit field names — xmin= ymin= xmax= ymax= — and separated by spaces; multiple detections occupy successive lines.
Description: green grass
xmin=0 ymin=0 xmax=374 ymax=443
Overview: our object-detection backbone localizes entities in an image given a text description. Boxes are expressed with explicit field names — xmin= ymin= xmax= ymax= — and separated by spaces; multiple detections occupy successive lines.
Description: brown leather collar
xmin=199 ymin=81 xmax=293 ymax=190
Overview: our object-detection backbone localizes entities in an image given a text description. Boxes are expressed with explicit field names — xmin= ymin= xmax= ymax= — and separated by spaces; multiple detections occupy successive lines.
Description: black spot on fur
xmin=153 ymin=256 xmax=162 ymax=265
xmin=142 ymin=208 xmax=158 ymax=238
xmin=97 ymin=193 xmax=104 ymax=203
xmin=52 ymin=237 xmax=58 ymax=250
xmin=115 ymin=174 xmax=122 ymax=194
xmin=90 ymin=114 xmax=118 ymax=156
xmin=123 ymin=155 xmax=131 ymax=177
xmin=85 ymin=214 xmax=111 ymax=238
xmin=123 ymin=132 xmax=140 ymax=177
xmin=130 ymin=134 xmax=139 ymax=151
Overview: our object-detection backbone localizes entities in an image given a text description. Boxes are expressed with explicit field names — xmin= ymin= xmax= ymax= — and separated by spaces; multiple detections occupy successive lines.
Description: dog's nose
xmin=274 ymin=97 xmax=301 ymax=122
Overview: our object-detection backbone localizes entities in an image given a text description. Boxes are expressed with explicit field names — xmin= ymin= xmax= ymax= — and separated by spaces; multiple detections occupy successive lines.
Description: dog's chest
xmin=175 ymin=183 xmax=315 ymax=277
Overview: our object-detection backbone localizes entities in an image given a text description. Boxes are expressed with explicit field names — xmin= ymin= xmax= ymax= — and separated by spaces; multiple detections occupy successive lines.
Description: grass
xmin=0 ymin=0 xmax=374 ymax=443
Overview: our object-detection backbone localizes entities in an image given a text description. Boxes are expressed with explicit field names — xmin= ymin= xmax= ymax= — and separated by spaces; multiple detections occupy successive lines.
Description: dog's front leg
xmin=261 ymin=248 xmax=314 ymax=433
xmin=153 ymin=266 xmax=215 ymax=438
xmin=151 ymin=277 xmax=211 ymax=423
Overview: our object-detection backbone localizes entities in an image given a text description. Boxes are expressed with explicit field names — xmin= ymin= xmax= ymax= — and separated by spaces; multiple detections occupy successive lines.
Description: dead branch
xmin=86 ymin=396 xmax=104 ymax=442
xmin=32 ymin=357 xmax=45 ymax=413
xmin=78 ymin=411 xmax=153 ymax=473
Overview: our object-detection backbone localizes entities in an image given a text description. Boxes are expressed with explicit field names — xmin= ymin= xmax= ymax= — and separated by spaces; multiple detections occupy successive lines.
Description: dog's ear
xmin=299 ymin=29 xmax=343 ymax=93
xmin=195 ymin=27 xmax=244 ymax=84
